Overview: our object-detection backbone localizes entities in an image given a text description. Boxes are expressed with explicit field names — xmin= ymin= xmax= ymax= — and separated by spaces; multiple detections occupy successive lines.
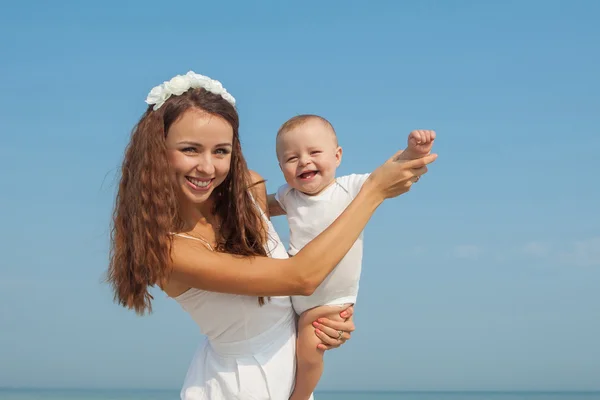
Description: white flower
xmin=145 ymin=71 xmax=236 ymax=111
xmin=145 ymin=84 xmax=170 ymax=111
xmin=165 ymin=74 xmax=191 ymax=96
xmin=220 ymin=91 xmax=236 ymax=106
xmin=185 ymin=71 xmax=204 ymax=89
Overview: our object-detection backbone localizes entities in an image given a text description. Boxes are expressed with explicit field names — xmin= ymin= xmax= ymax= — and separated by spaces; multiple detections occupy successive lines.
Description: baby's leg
xmin=290 ymin=304 xmax=348 ymax=400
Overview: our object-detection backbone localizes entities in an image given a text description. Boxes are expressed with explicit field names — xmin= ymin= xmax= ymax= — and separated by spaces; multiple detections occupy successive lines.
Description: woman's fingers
xmin=314 ymin=328 xmax=351 ymax=351
xmin=314 ymin=317 xmax=352 ymax=347
xmin=370 ymin=151 xmax=438 ymax=199
xmin=317 ymin=317 xmax=355 ymax=334
xmin=407 ymin=165 xmax=429 ymax=184
xmin=315 ymin=322 xmax=345 ymax=343
xmin=315 ymin=327 xmax=343 ymax=346
xmin=317 ymin=342 xmax=337 ymax=351
xmin=340 ymin=305 xmax=353 ymax=319
xmin=398 ymin=153 xmax=438 ymax=168
xmin=411 ymin=165 xmax=428 ymax=177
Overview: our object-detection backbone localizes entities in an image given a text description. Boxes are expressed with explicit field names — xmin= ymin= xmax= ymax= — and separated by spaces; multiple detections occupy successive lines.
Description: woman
xmin=107 ymin=71 xmax=437 ymax=399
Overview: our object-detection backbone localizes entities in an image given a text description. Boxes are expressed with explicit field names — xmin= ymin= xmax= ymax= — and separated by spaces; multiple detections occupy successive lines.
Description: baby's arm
xmin=267 ymin=193 xmax=287 ymax=217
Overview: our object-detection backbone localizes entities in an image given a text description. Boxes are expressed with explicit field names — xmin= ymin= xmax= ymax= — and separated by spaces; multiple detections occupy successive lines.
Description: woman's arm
xmin=169 ymin=152 xmax=437 ymax=297
xmin=170 ymin=185 xmax=380 ymax=296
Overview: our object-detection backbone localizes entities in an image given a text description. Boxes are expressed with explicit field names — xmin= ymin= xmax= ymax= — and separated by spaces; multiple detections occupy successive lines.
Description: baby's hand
xmin=406 ymin=130 xmax=436 ymax=159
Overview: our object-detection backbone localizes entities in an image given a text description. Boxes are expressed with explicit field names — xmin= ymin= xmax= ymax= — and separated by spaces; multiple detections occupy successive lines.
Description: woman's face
xmin=165 ymin=108 xmax=233 ymax=205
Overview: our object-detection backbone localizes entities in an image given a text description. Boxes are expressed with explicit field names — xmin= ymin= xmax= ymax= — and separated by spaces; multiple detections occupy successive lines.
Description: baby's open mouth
xmin=298 ymin=171 xmax=318 ymax=180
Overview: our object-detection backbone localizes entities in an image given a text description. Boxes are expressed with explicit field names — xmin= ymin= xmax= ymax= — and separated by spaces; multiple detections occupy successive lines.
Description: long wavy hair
xmin=108 ymin=88 xmax=268 ymax=315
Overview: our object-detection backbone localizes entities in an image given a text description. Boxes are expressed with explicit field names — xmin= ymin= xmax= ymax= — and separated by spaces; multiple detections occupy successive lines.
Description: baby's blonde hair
xmin=276 ymin=114 xmax=338 ymax=161
xmin=276 ymin=114 xmax=338 ymax=154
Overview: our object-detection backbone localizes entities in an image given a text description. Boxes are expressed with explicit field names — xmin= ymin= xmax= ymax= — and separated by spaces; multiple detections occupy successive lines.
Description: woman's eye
xmin=215 ymin=148 xmax=230 ymax=155
xmin=182 ymin=147 xmax=196 ymax=154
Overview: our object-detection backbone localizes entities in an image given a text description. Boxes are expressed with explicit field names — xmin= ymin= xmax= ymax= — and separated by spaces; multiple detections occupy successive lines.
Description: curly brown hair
xmin=108 ymin=88 xmax=268 ymax=315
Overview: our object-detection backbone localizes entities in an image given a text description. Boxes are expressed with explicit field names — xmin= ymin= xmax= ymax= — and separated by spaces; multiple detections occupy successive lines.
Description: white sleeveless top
xmin=174 ymin=213 xmax=310 ymax=400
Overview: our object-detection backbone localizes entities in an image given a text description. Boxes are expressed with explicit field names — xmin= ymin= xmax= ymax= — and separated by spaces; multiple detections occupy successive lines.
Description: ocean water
xmin=1 ymin=389 xmax=600 ymax=400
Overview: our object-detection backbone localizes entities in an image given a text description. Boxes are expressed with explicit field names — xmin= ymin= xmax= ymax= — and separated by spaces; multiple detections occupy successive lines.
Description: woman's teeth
xmin=187 ymin=177 xmax=211 ymax=187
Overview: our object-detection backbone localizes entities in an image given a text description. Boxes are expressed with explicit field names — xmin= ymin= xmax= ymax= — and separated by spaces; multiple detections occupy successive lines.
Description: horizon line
xmin=2 ymin=387 xmax=600 ymax=393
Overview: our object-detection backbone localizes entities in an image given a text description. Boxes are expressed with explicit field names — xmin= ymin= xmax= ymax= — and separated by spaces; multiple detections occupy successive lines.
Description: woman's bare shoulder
xmin=248 ymin=170 xmax=268 ymax=215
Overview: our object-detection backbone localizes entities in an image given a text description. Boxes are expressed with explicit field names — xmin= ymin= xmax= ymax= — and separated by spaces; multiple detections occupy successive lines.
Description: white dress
xmin=174 ymin=213 xmax=311 ymax=400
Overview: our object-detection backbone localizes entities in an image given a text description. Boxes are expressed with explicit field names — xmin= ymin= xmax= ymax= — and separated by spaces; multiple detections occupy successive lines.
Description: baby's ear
xmin=335 ymin=146 xmax=343 ymax=167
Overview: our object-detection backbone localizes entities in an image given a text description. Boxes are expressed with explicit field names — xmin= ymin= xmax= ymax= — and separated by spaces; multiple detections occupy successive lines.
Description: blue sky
xmin=1 ymin=0 xmax=599 ymax=392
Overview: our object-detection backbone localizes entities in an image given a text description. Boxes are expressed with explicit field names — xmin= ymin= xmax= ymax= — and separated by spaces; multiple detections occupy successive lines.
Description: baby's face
xmin=276 ymin=119 xmax=342 ymax=195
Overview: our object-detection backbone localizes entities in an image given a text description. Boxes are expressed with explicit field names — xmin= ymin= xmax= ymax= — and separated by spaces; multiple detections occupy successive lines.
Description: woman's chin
xmin=179 ymin=186 xmax=213 ymax=205
xmin=176 ymin=177 xmax=226 ymax=206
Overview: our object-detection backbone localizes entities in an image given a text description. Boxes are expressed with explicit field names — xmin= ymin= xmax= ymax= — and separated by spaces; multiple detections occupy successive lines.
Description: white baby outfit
xmin=275 ymin=174 xmax=370 ymax=314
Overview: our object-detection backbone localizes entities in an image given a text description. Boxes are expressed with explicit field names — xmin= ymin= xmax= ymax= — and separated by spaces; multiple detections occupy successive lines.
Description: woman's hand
xmin=364 ymin=151 xmax=438 ymax=202
xmin=313 ymin=306 xmax=355 ymax=350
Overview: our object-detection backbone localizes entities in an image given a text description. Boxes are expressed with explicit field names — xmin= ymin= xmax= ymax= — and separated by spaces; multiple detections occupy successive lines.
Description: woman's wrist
xmin=356 ymin=178 xmax=385 ymax=211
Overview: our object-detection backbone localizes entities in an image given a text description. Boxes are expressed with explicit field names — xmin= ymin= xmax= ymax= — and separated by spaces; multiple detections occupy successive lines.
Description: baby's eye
xmin=287 ymin=157 xmax=298 ymax=163
xmin=310 ymin=150 xmax=322 ymax=155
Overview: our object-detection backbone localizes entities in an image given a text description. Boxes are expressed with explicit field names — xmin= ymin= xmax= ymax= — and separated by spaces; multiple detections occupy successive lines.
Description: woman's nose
xmin=195 ymin=153 xmax=215 ymax=174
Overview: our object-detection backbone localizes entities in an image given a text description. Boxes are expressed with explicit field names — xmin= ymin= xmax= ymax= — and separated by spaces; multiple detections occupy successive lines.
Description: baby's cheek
xmin=282 ymin=167 xmax=297 ymax=182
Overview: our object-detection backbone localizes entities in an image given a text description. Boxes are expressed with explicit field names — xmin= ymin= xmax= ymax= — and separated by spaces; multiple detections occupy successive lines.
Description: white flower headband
xmin=145 ymin=71 xmax=236 ymax=111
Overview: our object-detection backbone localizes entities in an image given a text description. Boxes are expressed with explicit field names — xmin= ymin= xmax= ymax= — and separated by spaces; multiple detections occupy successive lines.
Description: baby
xmin=268 ymin=115 xmax=435 ymax=400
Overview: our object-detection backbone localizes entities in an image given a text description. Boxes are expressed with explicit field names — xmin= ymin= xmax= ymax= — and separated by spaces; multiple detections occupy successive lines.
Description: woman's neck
xmin=178 ymin=196 xmax=216 ymax=232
